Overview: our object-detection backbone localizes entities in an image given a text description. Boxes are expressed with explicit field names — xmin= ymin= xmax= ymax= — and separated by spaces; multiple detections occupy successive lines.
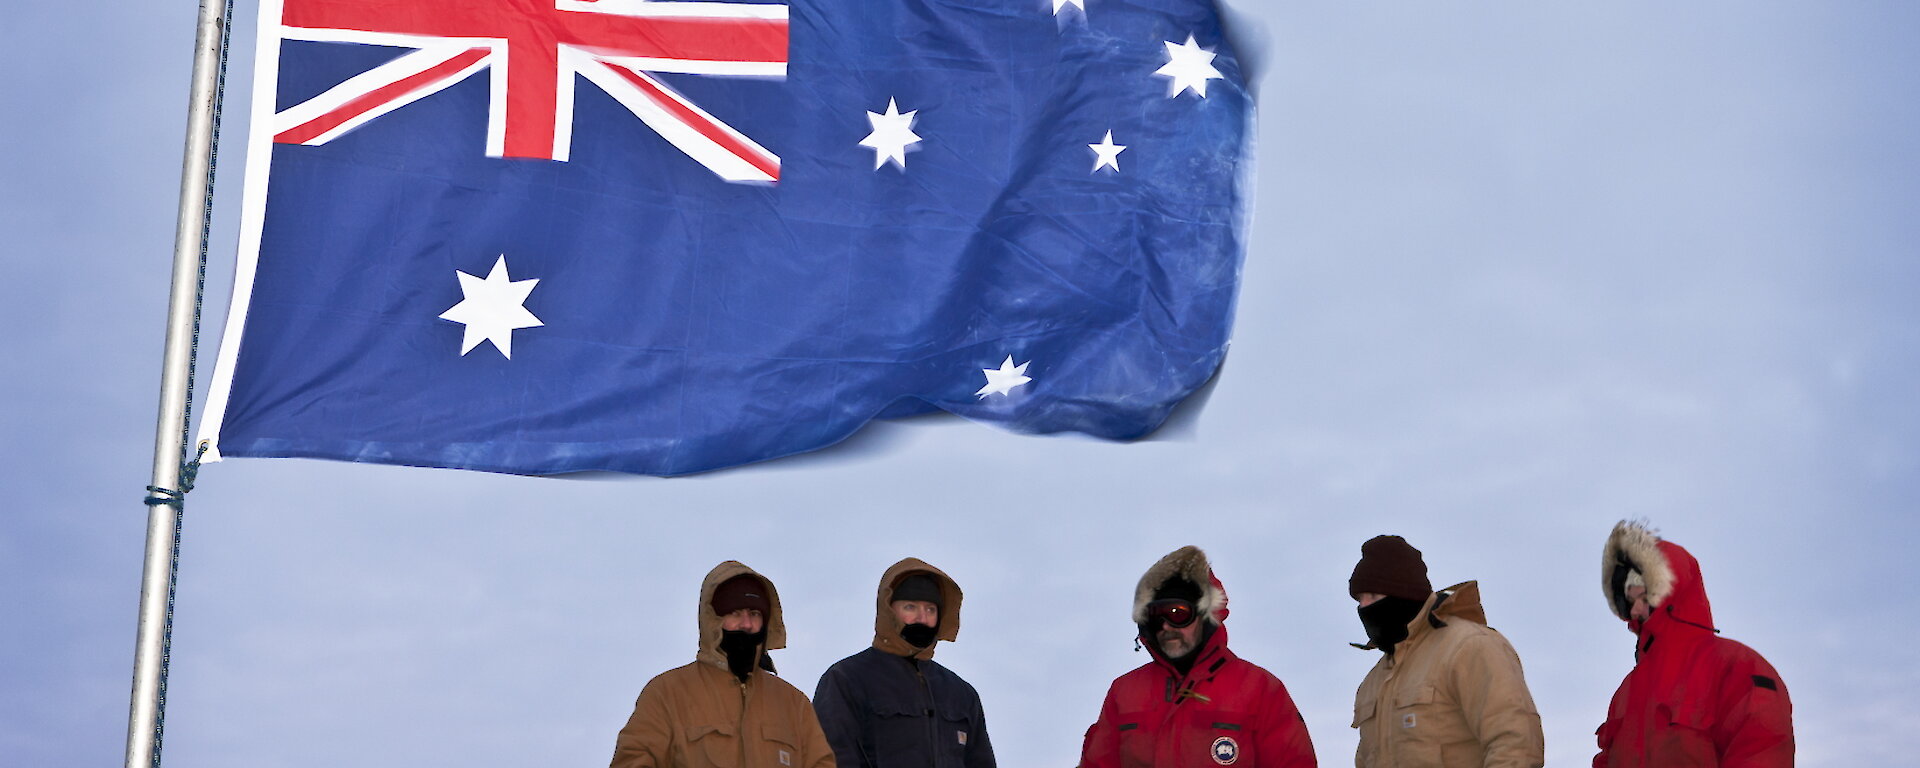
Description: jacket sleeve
xmin=794 ymin=685 xmax=841 ymax=768
xmin=610 ymin=680 xmax=672 ymax=768
xmin=964 ymin=684 xmax=997 ymax=768
xmin=1448 ymin=631 xmax=1545 ymax=768
xmin=1712 ymin=652 xmax=1794 ymax=768
xmin=811 ymin=665 xmax=869 ymax=768
xmin=1078 ymin=683 xmax=1123 ymax=768
xmin=1592 ymin=677 xmax=1627 ymax=768
xmin=1256 ymin=678 xmax=1318 ymax=768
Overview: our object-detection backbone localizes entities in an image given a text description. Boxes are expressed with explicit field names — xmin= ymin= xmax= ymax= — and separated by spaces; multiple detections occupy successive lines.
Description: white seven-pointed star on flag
xmin=976 ymin=356 xmax=1033 ymax=398
xmin=1090 ymin=130 xmax=1126 ymax=172
xmin=861 ymin=97 xmax=922 ymax=170
xmin=1052 ymin=0 xmax=1086 ymax=14
xmin=1155 ymin=35 xmax=1225 ymax=98
xmin=439 ymin=255 xmax=543 ymax=359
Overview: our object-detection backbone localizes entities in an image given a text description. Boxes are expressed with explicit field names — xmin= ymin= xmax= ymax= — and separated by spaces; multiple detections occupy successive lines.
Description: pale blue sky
xmin=5 ymin=1 xmax=1919 ymax=766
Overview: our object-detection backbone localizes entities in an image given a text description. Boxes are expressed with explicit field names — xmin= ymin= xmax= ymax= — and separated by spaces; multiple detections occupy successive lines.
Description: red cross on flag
xmin=270 ymin=0 xmax=789 ymax=182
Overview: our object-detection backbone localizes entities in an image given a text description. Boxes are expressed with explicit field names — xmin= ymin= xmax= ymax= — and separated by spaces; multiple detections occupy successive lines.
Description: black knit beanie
xmin=892 ymin=573 xmax=943 ymax=607
xmin=1348 ymin=535 xmax=1433 ymax=601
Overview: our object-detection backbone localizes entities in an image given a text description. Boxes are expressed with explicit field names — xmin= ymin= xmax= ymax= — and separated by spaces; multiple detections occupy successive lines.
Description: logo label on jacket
xmin=1211 ymin=736 xmax=1239 ymax=765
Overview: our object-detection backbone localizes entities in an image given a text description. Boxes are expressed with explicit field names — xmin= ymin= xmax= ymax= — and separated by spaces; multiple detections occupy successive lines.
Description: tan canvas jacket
xmin=1351 ymin=581 xmax=1544 ymax=768
xmin=611 ymin=561 xmax=836 ymax=768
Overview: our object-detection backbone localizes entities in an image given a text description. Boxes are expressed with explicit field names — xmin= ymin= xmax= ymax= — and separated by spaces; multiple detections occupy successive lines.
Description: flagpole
xmin=128 ymin=0 xmax=232 ymax=764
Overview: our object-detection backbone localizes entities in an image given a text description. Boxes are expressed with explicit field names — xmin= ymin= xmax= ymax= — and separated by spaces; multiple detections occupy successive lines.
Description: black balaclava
xmin=718 ymin=629 xmax=766 ymax=681
xmin=900 ymin=623 xmax=938 ymax=648
xmin=1357 ymin=596 xmax=1425 ymax=655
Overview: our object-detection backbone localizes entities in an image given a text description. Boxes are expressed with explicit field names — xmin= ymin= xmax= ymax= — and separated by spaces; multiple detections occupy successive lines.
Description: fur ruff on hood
xmin=1601 ymin=520 xmax=1677 ymax=621
xmin=872 ymin=557 xmax=963 ymax=660
xmin=1603 ymin=520 xmax=1719 ymax=634
xmin=696 ymin=560 xmax=787 ymax=670
xmin=1132 ymin=546 xmax=1229 ymax=626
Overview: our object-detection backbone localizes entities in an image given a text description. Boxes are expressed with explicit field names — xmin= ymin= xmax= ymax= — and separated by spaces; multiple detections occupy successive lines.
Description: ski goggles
xmin=1145 ymin=599 xmax=1198 ymax=628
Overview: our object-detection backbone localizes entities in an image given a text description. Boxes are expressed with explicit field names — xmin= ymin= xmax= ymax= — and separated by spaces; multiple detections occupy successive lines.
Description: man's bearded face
xmin=1156 ymin=620 xmax=1202 ymax=659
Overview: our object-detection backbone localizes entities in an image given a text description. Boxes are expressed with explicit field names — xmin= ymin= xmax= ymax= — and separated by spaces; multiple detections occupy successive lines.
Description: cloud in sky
xmin=5 ymin=1 xmax=1919 ymax=767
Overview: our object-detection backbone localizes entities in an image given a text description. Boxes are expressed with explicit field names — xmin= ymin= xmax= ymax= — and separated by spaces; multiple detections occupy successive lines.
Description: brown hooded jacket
xmin=1352 ymin=581 xmax=1544 ymax=768
xmin=611 ymin=561 xmax=835 ymax=768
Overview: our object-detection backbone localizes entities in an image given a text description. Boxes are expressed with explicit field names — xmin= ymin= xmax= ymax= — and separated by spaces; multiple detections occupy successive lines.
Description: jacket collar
xmin=1387 ymin=580 xmax=1486 ymax=657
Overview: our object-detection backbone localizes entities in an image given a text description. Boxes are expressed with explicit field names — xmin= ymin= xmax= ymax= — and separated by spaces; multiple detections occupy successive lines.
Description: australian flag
xmin=201 ymin=0 xmax=1251 ymax=476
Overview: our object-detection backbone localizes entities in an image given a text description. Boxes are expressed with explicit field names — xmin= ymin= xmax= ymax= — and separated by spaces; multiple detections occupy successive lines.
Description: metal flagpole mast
xmin=128 ymin=0 xmax=233 ymax=764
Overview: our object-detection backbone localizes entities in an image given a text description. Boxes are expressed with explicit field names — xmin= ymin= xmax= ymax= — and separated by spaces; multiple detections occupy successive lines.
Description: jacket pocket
xmin=760 ymin=721 xmax=802 ymax=768
xmin=1649 ymin=702 xmax=1715 ymax=768
xmin=1112 ymin=711 xmax=1154 ymax=768
xmin=869 ymin=701 xmax=931 ymax=768
xmin=1387 ymin=685 xmax=1444 ymax=768
xmin=938 ymin=707 xmax=975 ymax=757
xmin=1182 ymin=716 xmax=1253 ymax=767
xmin=683 ymin=723 xmax=739 ymax=768
xmin=1352 ymin=686 xmax=1381 ymax=768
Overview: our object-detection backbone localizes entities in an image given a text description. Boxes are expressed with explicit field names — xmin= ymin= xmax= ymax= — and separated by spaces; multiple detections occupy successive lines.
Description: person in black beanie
xmin=813 ymin=558 xmax=996 ymax=768
xmin=1348 ymin=536 xmax=1544 ymax=768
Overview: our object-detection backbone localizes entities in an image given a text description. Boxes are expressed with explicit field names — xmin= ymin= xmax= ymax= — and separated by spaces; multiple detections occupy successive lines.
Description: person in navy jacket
xmin=814 ymin=558 xmax=996 ymax=768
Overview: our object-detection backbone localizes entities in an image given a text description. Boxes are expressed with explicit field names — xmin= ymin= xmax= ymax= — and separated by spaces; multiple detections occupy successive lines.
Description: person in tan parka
xmin=1349 ymin=536 xmax=1544 ymax=768
xmin=610 ymin=561 xmax=835 ymax=768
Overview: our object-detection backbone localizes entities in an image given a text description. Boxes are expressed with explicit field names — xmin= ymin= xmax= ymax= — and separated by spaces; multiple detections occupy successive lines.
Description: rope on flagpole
xmin=129 ymin=0 xmax=233 ymax=762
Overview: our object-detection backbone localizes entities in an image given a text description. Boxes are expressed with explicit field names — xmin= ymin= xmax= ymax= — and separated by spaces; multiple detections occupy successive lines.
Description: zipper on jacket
xmin=915 ymin=661 xmax=938 ymax=768
xmin=738 ymin=676 xmax=753 ymax=768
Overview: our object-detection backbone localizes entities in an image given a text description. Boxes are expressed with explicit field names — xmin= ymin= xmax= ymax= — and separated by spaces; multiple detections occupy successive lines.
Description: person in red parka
xmin=1594 ymin=521 xmax=1794 ymax=768
xmin=1080 ymin=546 xmax=1317 ymax=768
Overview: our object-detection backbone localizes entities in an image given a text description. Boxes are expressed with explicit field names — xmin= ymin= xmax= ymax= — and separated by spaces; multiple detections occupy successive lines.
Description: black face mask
xmin=900 ymin=622 xmax=938 ymax=649
xmin=1357 ymin=596 xmax=1425 ymax=654
xmin=719 ymin=630 xmax=766 ymax=681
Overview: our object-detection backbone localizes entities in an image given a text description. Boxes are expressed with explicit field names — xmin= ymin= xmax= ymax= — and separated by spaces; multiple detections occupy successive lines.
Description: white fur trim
xmin=1133 ymin=546 xmax=1227 ymax=625
xmin=1602 ymin=520 xmax=1674 ymax=620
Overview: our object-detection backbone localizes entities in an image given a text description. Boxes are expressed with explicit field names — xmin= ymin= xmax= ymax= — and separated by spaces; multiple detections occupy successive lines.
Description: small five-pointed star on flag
xmin=439 ymin=255 xmax=543 ymax=359
xmin=1090 ymin=130 xmax=1126 ymax=172
xmin=861 ymin=97 xmax=922 ymax=170
xmin=1052 ymin=0 xmax=1086 ymax=13
xmin=976 ymin=356 xmax=1033 ymax=398
xmin=1155 ymin=35 xmax=1224 ymax=98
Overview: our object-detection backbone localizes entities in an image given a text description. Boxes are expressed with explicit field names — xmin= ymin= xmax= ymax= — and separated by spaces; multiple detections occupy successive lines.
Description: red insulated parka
xmin=1594 ymin=523 xmax=1794 ymax=768
xmin=1081 ymin=547 xmax=1317 ymax=768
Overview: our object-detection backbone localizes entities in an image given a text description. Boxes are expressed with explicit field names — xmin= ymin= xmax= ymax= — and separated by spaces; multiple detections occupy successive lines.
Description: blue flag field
xmin=201 ymin=0 xmax=1252 ymax=475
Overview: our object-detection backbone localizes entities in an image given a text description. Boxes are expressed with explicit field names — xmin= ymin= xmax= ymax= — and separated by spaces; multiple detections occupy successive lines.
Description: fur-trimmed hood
xmin=695 ymin=560 xmax=787 ymax=670
xmin=1602 ymin=521 xmax=1715 ymax=632
xmin=1133 ymin=545 xmax=1230 ymax=626
xmin=871 ymin=557 xmax=962 ymax=660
